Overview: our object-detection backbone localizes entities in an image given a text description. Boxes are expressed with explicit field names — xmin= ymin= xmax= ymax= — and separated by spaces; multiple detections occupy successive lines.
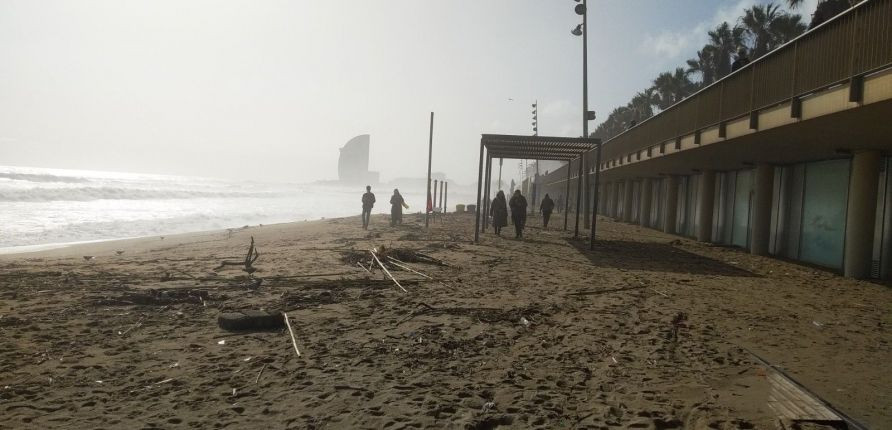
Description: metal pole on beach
xmin=425 ymin=112 xmax=434 ymax=228
xmin=433 ymin=180 xmax=438 ymax=218
xmin=563 ymin=159 xmax=571 ymax=230
xmin=474 ymin=141 xmax=485 ymax=242
xmin=444 ymin=182 xmax=448 ymax=213
xmin=590 ymin=141 xmax=602 ymax=250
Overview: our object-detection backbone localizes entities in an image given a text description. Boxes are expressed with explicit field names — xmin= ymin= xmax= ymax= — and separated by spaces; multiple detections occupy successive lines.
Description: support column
xmin=697 ymin=170 xmax=716 ymax=242
xmin=611 ymin=182 xmax=620 ymax=218
xmin=750 ymin=164 xmax=774 ymax=255
xmin=844 ymin=150 xmax=882 ymax=278
xmin=622 ymin=180 xmax=634 ymax=223
xmin=639 ymin=178 xmax=652 ymax=227
xmin=663 ymin=176 xmax=678 ymax=234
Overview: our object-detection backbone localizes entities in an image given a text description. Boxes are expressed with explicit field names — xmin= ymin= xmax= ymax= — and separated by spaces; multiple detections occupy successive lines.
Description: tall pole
xmin=574 ymin=153 xmax=584 ymax=237
xmin=474 ymin=142 xmax=484 ymax=242
xmin=444 ymin=182 xmax=448 ymax=213
xmin=439 ymin=179 xmax=444 ymax=212
xmin=483 ymin=155 xmax=492 ymax=232
xmin=590 ymin=142 xmax=601 ymax=250
xmin=433 ymin=180 xmax=438 ymax=215
xmin=563 ymin=159 xmax=571 ymax=230
xmin=425 ymin=112 xmax=434 ymax=228
xmin=580 ymin=0 xmax=590 ymax=236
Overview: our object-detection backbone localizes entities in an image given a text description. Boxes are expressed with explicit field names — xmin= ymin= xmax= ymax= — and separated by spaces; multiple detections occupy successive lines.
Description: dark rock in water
xmin=218 ymin=310 xmax=284 ymax=331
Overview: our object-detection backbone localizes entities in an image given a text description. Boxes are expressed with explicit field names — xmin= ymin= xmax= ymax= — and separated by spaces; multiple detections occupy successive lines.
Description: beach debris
xmin=568 ymin=286 xmax=645 ymax=296
xmin=115 ymin=250 xmax=124 ymax=255
xmin=255 ymin=363 xmax=267 ymax=384
xmin=282 ymin=312 xmax=301 ymax=357
xmin=82 ymin=256 xmax=94 ymax=261
xmin=386 ymin=257 xmax=433 ymax=279
xmin=519 ymin=317 xmax=531 ymax=328
xmin=118 ymin=317 xmax=145 ymax=336
xmin=651 ymin=288 xmax=670 ymax=298
xmin=218 ymin=340 xmax=226 ymax=345
xmin=370 ymin=249 xmax=407 ymax=293
xmin=669 ymin=312 xmax=688 ymax=342
xmin=482 ymin=401 xmax=496 ymax=413
xmin=214 ymin=236 xmax=260 ymax=274
xmin=357 ymin=262 xmax=372 ymax=274
xmin=218 ymin=310 xmax=285 ymax=331
xmin=812 ymin=320 xmax=823 ymax=328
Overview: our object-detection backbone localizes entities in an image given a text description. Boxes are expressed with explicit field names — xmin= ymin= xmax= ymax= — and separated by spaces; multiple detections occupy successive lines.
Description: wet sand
xmin=1 ymin=213 xmax=889 ymax=429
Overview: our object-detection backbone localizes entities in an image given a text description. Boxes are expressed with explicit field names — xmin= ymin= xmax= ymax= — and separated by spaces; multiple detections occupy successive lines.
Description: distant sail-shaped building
xmin=338 ymin=134 xmax=379 ymax=184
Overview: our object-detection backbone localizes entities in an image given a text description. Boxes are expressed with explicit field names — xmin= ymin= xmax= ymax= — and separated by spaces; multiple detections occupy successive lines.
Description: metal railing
xmin=600 ymin=0 xmax=892 ymax=163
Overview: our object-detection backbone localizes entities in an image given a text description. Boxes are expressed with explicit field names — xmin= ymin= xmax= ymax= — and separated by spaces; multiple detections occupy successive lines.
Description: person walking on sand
xmin=361 ymin=185 xmax=376 ymax=230
xmin=540 ymin=193 xmax=555 ymax=229
xmin=389 ymin=189 xmax=405 ymax=227
xmin=509 ymin=190 xmax=528 ymax=238
xmin=490 ymin=190 xmax=508 ymax=236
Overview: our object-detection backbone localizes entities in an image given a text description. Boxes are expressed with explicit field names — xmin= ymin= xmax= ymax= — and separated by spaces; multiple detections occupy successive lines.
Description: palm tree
xmin=742 ymin=4 xmax=783 ymax=58
xmin=742 ymin=4 xmax=806 ymax=58
xmin=686 ymin=46 xmax=719 ymax=86
xmin=627 ymin=89 xmax=657 ymax=122
xmin=787 ymin=0 xmax=855 ymax=28
xmin=651 ymin=68 xmax=696 ymax=110
xmin=706 ymin=22 xmax=746 ymax=79
xmin=767 ymin=14 xmax=807 ymax=50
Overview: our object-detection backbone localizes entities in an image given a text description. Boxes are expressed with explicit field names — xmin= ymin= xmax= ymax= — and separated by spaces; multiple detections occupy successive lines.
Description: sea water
xmin=0 ymin=165 xmax=468 ymax=251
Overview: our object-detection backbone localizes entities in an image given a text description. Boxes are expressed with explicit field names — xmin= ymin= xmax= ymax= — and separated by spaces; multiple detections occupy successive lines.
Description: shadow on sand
xmin=566 ymin=238 xmax=758 ymax=277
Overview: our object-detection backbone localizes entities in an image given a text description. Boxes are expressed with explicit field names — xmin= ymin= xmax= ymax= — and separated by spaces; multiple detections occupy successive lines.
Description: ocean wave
xmin=0 ymin=172 xmax=90 ymax=183
xmin=0 ymin=186 xmax=275 ymax=202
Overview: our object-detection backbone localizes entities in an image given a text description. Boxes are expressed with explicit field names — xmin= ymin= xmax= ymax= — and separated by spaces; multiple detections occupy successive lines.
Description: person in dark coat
xmin=361 ymin=185 xmax=376 ymax=229
xmin=508 ymin=190 xmax=528 ymax=238
xmin=490 ymin=190 xmax=509 ymax=236
xmin=540 ymin=193 xmax=555 ymax=229
xmin=389 ymin=189 xmax=405 ymax=226
xmin=731 ymin=47 xmax=750 ymax=72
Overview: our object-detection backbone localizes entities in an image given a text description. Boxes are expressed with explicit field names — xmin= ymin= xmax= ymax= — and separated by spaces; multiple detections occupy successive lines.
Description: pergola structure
xmin=474 ymin=134 xmax=600 ymax=243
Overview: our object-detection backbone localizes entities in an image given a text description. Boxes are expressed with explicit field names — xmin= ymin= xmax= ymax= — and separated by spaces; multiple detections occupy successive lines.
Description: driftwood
xmin=567 ymin=286 xmax=645 ymax=296
xmin=282 ymin=312 xmax=301 ymax=357
xmin=357 ymin=262 xmax=372 ymax=274
xmin=255 ymin=363 xmax=267 ymax=384
xmin=387 ymin=257 xmax=432 ymax=279
xmin=215 ymin=236 xmax=260 ymax=274
xmin=370 ymin=249 xmax=407 ymax=293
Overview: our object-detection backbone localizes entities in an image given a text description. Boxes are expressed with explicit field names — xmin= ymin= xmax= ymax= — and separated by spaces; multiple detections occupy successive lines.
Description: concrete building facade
xmin=539 ymin=0 xmax=892 ymax=279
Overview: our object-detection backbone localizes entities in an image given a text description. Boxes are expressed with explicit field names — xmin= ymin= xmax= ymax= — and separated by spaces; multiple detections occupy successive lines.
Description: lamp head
xmin=571 ymin=24 xmax=583 ymax=36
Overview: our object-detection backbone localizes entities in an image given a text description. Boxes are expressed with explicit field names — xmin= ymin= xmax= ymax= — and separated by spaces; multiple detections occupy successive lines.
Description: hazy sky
xmin=0 ymin=0 xmax=817 ymax=184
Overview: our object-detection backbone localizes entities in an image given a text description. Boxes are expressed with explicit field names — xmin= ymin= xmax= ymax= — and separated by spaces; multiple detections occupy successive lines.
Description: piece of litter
xmin=231 ymin=388 xmax=237 ymax=396
xmin=95 ymin=380 xmax=103 ymax=384
xmin=243 ymin=357 xmax=252 ymax=362
xmin=156 ymin=378 xmax=174 ymax=385
xmin=520 ymin=317 xmax=531 ymax=327
xmin=169 ymin=362 xmax=179 ymax=368
xmin=218 ymin=340 xmax=226 ymax=345
xmin=812 ymin=321 xmax=823 ymax=328
xmin=611 ymin=356 xmax=618 ymax=364
xmin=482 ymin=402 xmax=495 ymax=413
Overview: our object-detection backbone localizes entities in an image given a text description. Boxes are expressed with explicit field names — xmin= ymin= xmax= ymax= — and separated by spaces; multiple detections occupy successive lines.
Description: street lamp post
xmin=572 ymin=0 xmax=600 ymax=247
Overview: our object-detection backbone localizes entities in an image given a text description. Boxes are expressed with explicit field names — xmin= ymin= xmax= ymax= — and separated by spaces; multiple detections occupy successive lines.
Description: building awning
xmin=480 ymin=134 xmax=598 ymax=160
xmin=474 ymin=134 xmax=601 ymax=245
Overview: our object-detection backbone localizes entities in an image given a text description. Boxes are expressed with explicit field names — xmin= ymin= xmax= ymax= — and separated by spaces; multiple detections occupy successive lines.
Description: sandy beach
xmin=1 ymin=213 xmax=889 ymax=429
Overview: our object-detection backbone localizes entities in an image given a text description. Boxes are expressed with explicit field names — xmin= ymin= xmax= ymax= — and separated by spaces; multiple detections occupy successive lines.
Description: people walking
xmin=389 ymin=189 xmax=405 ymax=227
xmin=731 ymin=47 xmax=750 ymax=72
xmin=361 ymin=185 xmax=375 ymax=229
xmin=490 ymin=190 xmax=508 ymax=236
xmin=509 ymin=190 xmax=528 ymax=238
xmin=540 ymin=193 xmax=555 ymax=229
